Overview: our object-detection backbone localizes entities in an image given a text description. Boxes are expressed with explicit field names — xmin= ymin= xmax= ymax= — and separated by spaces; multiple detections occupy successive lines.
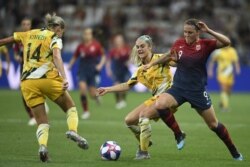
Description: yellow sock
xmin=221 ymin=92 xmax=229 ymax=109
xmin=36 ymin=124 xmax=49 ymax=146
xmin=67 ymin=107 xmax=79 ymax=132
xmin=139 ymin=117 xmax=151 ymax=152
xmin=127 ymin=125 xmax=140 ymax=142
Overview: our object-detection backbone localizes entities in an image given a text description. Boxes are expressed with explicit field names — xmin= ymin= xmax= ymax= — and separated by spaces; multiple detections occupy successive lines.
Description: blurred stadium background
xmin=0 ymin=1 xmax=250 ymax=166
xmin=0 ymin=0 xmax=250 ymax=91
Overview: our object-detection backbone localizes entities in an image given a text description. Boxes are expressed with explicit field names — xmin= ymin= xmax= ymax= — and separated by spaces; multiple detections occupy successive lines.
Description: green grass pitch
xmin=0 ymin=89 xmax=249 ymax=167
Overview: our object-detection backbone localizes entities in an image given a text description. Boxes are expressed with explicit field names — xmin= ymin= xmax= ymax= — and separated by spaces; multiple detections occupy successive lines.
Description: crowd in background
xmin=0 ymin=0 xmax=249 ymax=65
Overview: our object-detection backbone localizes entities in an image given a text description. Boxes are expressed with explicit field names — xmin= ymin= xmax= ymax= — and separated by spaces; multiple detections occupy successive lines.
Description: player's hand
xmin=197 ymin=21 xmax=210 ymax=33
xmin=169 ymin=50 xmax=178 ymax=61
xmin=62 ymin=79 xmax=69 ymax=90
xmin=96 ymin=87 xmax=108 ymax=96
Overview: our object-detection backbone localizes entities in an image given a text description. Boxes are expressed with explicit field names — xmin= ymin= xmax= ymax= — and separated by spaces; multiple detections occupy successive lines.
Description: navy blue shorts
xmin=166 ymin=86 xmax=212 ymax=112
xmin=77 ymin=69 xmax=100 ymax=87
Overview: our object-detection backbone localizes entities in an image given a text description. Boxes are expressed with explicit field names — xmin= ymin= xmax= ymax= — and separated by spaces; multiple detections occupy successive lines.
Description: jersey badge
xmin=196 ymin=44 xmax=201 ymax=51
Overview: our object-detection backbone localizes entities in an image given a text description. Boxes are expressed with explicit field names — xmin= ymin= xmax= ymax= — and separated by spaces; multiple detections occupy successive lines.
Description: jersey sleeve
xmin=50 ymin=36 xmax=63 ymax=50
xmin=170 ymin=40 xmax=180 ymax=52
xmin=13 ymin=32 xmax=27 ymax=43
xmin=204 ymin=39 xmax=217 ymax=54
xmin=127 ymin=68 xmax=139 ymax=86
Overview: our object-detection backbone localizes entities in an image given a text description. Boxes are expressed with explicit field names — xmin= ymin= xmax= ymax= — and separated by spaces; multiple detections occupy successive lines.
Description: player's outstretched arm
xmin=143 ymin=51 xmax=176 ymax=71
xmin=0 ymin=36 xmax=15 ymax=46
xmin=96 ymin=83 xmax=131 ymax=96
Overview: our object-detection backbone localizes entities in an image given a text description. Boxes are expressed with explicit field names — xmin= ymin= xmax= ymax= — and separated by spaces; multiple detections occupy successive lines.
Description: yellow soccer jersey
xmin=13 ymin=28 xmax=63 ymax=80
xmin=211 ymin=46 xmax=238 ymax=78
xmin=127 ymin=54 xmax=172 ymax=96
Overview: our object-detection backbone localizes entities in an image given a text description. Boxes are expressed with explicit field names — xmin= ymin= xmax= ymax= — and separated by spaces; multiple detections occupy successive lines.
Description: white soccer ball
xmin=100 ymin=141 xmax=121 ymax=160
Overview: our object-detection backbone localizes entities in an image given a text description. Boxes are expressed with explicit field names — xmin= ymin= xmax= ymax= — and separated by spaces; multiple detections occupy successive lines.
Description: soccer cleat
xmin=66 ymin=130 xmax=89 ymax=149
xmin=233 ymin=153 xmax=243 ymax=161
xmin=136 ymin=141 xmax=153 ymax=157
xmin=81 ymin=112 xmax=90 ymax=120
xmin=175 ymin=132 xmax=186 ymax=150
xmin=134 ymin=151 xmax=150 ymax=160
xmin=39 ymin=145 xmax=49 ymax=162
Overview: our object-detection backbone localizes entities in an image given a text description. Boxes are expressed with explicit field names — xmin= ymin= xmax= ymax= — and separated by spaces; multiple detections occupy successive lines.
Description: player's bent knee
xmin=155 ymin=99 xmax=168 ymax=110
xmin=124 ymin=115 xmax=136 ymax=126
xmin=124 ymin=116 xmax=131 ymax=125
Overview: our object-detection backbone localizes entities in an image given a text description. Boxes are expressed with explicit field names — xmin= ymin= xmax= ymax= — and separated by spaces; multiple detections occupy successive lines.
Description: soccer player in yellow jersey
xmin=0 ymin=13 xmax=88 ymax=162
xmin=13 ymin=17 xmax=50 ymax=126
xmin=208 ymin=46 xmax=241 ymax=112
xmin=96 ymin=35 xmax=185 ymax=160
xmin=0 ymin=45 xmax=10 ymax=77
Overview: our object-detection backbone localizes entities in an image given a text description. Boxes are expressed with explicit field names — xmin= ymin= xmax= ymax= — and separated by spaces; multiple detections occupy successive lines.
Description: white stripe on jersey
xmin=26 ymin=62 xmax=50 ymax=79
xmin=50 ymin=37 xmax=63 ymax=50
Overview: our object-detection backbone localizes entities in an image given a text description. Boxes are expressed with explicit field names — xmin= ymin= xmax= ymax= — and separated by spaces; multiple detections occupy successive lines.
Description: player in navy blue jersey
xmin=68 ymin=28 xmax=106 ymax=119
xmin=143 ymin=18 xmax=243 ymax=161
